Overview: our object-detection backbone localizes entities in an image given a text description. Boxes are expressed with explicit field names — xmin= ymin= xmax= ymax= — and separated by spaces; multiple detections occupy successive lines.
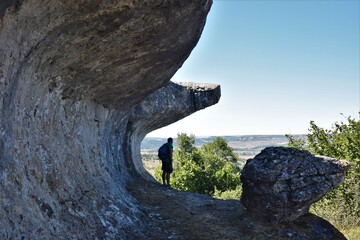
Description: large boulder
xmin=240 ymin=147 xmax=350 ymax=222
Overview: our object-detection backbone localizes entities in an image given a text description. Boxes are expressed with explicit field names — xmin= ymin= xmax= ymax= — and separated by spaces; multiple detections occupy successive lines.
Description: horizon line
xmin=145 ymin=133 xmax=307 ymax=138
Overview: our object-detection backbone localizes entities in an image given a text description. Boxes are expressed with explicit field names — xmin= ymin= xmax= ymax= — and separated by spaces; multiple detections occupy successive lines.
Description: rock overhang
xmin=0 ymin=0 xmax=213 ymax=108
xmin=130 ymin=81 xmax=221 ymax=137
xmin=127 ymin=81 xmax=220 ymax=181
xmin=0 ymin=1 xmax=217 ymax=238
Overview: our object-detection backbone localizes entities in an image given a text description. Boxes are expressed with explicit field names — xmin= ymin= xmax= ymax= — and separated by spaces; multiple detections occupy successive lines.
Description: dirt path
xmin=128 ymin=181 xmax=262 ymax=240
xmin=127 ymin=180 xmax=346 ymax=240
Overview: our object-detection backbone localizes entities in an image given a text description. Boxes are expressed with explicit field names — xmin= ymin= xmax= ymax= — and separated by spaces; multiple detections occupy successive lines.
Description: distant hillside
xmin=141 ymin=135 xmax=306 ymax=159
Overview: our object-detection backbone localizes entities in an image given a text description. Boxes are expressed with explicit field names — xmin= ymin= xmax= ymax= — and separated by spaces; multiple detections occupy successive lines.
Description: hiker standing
xmin=158 ymin=137 xmax=173 ymax=187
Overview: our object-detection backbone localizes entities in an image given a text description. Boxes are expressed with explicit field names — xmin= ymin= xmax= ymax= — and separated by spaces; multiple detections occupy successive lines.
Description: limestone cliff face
xmin=0 ymin=1 xmax=215 ymax=238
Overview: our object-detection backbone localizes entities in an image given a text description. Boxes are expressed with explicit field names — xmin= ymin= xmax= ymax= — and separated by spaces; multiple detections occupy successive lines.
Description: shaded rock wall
xmin=0 ymin=1 xmax=215 ymax=238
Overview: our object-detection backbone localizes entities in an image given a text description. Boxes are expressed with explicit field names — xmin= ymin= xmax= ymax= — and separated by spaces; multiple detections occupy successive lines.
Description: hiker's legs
xmin=166 ymin=173 xmax=170 ymax=186
xmin=162 ymin=171 xmax=166 ymax=185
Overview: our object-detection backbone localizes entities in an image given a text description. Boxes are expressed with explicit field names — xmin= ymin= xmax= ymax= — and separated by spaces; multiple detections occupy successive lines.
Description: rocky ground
xmin=128 ymin=180 xmax=346 ymax=240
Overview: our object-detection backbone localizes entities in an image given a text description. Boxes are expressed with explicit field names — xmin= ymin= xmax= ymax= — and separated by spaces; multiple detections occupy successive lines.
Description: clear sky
xmin=148 ymin=0 xmax=360 ymax=138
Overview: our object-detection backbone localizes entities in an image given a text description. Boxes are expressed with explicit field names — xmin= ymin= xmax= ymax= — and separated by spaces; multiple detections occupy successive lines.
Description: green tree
xmin=285 ymin=134 xmax=308 ymax=150
xmin=176 ymin=133 xmax=196 ymax=153
xmin=201 ymin=137 xmax=240 ymax=193
xmin=170 ymin=133 xmax=209 ymax=194
xmin=170 ymin=133 xmax=241 ymax=197
xmin=202 ymin=137 xmax=239 ymax=163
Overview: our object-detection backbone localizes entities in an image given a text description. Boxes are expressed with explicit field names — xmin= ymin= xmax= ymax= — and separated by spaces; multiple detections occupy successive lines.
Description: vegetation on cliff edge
xmin=154 ymin=133 xmax=242 ymax=199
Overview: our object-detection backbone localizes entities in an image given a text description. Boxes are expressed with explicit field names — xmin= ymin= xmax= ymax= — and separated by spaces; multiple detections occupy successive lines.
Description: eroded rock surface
xmin=0 ymin=1 xmax=215 ymax=239
xmin=241 ymin=147 xmax=350 ymax=222
xmin=130 ymin=81 xmax=220 ymax=180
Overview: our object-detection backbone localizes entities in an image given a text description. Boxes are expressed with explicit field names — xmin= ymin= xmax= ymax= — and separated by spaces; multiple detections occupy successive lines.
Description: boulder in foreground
xmin=241 ymin=147 xmax=350 ymax=222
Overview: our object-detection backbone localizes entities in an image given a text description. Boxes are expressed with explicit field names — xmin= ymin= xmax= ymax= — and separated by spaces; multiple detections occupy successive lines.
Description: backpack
xmin=158 ymin=143 xmax=168 ymax=160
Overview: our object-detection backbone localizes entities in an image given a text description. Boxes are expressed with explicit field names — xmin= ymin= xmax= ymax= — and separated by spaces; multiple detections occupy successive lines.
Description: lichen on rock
xmin=240 ymin=147 xmax=350 ymax=223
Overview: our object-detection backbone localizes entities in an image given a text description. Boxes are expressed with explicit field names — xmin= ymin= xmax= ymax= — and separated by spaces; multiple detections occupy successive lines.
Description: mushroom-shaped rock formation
xmin=240 ymin=147 xmax=350 ymax=222
xmin=130 ymin=81 xmax=220 ymax=180
xmin=0 ymin=0 xmax=216 ymax=238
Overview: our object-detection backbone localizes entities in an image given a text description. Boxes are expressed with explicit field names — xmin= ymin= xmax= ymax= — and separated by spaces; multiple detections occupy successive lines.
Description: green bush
xmin=161 ymin=133 xmax=242 ymax=197
xmin=213 ymin=185 xmax=242 ymax=200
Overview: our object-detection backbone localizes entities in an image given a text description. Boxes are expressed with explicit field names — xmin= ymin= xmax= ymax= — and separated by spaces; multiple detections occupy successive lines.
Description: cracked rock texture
xmin=241 ymin=147 xmax=350 ymax=222
xmin=0 ymin=0 xmax=216 ymax=239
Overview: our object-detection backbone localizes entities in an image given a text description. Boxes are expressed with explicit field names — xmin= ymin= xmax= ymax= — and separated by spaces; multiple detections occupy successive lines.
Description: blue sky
xmin=148 ymin=0 xmax=360 ymax=137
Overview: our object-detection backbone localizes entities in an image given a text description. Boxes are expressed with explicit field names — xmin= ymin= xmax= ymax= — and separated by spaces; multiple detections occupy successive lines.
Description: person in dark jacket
xmin=161 ymin=137 xmax=173 ymax=187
